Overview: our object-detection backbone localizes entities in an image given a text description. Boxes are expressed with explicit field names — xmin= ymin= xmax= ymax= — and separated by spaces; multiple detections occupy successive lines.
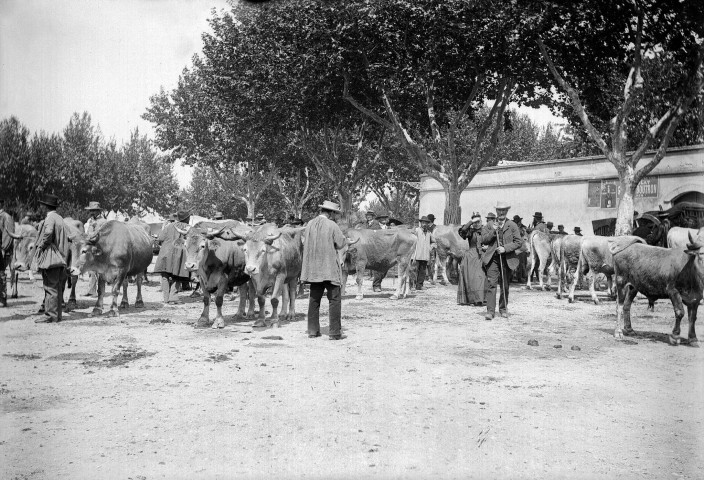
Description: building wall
xmin=419 ymin=145 xmax=704 ymax=235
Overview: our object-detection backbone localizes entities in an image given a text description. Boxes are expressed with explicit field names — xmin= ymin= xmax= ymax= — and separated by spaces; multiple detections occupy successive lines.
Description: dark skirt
xmin=457 ymin=248 xmax=485 ymax=305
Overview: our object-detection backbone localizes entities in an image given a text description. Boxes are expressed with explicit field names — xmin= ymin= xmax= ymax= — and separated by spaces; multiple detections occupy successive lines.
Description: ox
xmin=567 ymin=235 xmax=618 ymax=304
xmin=68 ymin=220 xmax=153 ymax=317
xmin=525 ymin=231 xmax=556 ymax=290
xmin=430 ymin=224 xmax=469 ymax=285
xmin=668 ymin=227 xmax=704 ymax=251
xmin=343 ymin=228 xmax=417 ymax=300
xmin=7 ymin=224 xmax=38 ymax=298
xmin=182 ymin=221 xmax=254 ymax=329
xmin=610 ymin=232 xmax=704 ymax=345
xmin=236 ymin=223 xmax=304 ymax=328
xmin=555 ymin=234 xmax=584 ymax=300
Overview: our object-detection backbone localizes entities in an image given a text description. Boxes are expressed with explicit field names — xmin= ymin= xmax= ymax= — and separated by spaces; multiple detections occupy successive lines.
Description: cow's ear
xmin=236 ymin=239 xmax=245 ymax=246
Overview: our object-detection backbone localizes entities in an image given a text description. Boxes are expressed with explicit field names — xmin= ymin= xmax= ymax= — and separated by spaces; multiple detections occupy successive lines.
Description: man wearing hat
xmin=377 ymin=214 xmax=389 ymax=229
xmin=154 ymin=210 xmax=191 ymax=306
xmin=32 ymin=194 xmax=70 ymax=323
xmin=425 ymin=214 xmax=444 ymax=285
xmin=557 ymin=225 xmax=567 ymax=235
xmin=253 ymin=213 xmax=266 ymax=226
xmin=479 ymin=201 xmax=523 ymax=320
xmin=301 ymin=200 xmax=347 ymax=340
xmin=365 ymin=211 xmax=381 ymax=230
xmin=83 ymin=201 xmax=106 ymax=296
xmin=412 ymin=216 xmax=436 ymax=290
xmin=574 ymin=227 xmax=582 ymax=236
xmin=529 ymin=212 xmax=549 ymax=234
xmin=0 ymin=199 xmax=16 ymax=307
xmin=511 ymin=215 xmax=528 ymax=284
xmin=546 ymin=221 xmax=555 ymax=233
xmin=485 ymin=212 xmax=497 ymax=226
xmin=212 ymin=211 xmax=224 ymax=221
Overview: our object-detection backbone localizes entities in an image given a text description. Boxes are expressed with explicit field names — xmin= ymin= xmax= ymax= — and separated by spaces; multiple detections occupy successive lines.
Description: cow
xmin=236 ymin=223 xmax=304 ymax=328
xmin=525 ymin=230 xmax=556 ymax=290
xmin=610 ymin=232 xmax=704 ymax=345
xmin=555 ymin=234 xmax=584 ymax=300
xmin=342 ymin=228 xmax=417 ymax=300
xmin=67 ymin=220 xmax=153 ymax=317
xmin=181 ymin=221 xmax=254 ymax=328
xmin=7 ymin=224 xmax=38 ymax=298
xmin=430 ymin=224 xmax=469 ymax=285
xmin=668 ymin=227 xmax=704 ymax=251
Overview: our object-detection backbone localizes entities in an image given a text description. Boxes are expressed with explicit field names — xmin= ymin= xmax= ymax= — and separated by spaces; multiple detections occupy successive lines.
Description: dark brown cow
xmin=182 ymin=221 xmax=254 ymax=328
xmin=343 ymin=228 xmax=417 ymax=300
xmin=610 ymin=232 xmax=704 ymax=345
xmin=67 ymin=220 xmax=153 ymax=317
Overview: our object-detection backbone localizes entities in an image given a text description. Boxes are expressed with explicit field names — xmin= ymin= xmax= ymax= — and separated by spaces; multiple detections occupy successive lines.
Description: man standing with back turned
xmin=301 ymin=200 xmax=347 ymax=340
xmin=480 ymin=201 xmax=522 ymax=320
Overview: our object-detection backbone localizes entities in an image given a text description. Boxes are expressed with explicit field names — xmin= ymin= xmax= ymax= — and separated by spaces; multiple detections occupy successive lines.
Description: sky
xmin=1 ymin=0 xmax=563 ymax=189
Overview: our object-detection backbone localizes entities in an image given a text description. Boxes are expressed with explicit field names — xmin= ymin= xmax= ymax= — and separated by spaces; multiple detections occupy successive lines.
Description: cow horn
xmin=4 ymin=227 xmax=23 ymax=240
xmin=266 ymin=231 xmax=282 ymax=243
xmin=347 ymin=237 xmax=360 ymax=245
xmin=175 ymin=226 xmax=190 ymax=236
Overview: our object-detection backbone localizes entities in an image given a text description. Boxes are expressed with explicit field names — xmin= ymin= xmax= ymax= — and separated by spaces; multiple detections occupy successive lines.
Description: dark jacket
xmin=154 ymin=221 xmax=189 ymax=278
xmin=479 ymin=219 xmax=523 ymax=270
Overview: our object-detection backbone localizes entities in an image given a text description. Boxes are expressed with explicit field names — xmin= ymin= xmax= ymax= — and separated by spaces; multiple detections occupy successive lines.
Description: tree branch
xmin=613 ymin=10 xmax=644 ymax=154
xmin=426 ymin=81 xmax=442 ymax=148
xmin=536 ymin=38 xmax=610 ymax=157
xmin=343 ymin=75 xmax=393 ymax=129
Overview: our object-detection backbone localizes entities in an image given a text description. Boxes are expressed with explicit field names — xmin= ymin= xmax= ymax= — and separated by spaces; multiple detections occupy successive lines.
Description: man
xmin=574 ymin=227 xmax=583 ymax=236
xmin=154 ymin=210 xmax=191 ymax=306
xmin=83 ymin=201 xmax=106 ymax=297
xmin=365 ymin=211 xmax=381 ymax=230
xmin=377 ymin=214 xmax=389 ymax=229
xmin=301 ymin=200 xmax=347 ymax=340
xmin=212 ymin=211 xmax=224 ymax=221
xmin=253 ymin=213 xmax=266 ymax=226
xmin=512 ymin=215 xmax=528 ymax=283
xmin=557 ymin=225 xmax=567 ymax=235
xmin=32 ymin=194 xmax=70 ymax=323
xmin=530 ymin=212 xmax=549 ymax=233
xmin=0 ymin=199 xmax=16 ymax=307
xmin=485 ymin=212 xmax=496 ymax=226
xmin=425 ymin=213 xmax=444 ymax=286
xmin=387 ymin=218 xmax=403 ymax=227
xmin=546 ymin=221 xmax=555 ymax=233
xmin=412 ymin=216 xmax=436 ymax=291
xmin=480 ymin=201 xmax=523 ymax=320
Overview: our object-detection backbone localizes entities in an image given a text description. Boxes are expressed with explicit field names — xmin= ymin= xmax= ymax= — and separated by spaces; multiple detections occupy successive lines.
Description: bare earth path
xmin=1 ymin=273 xmax=702 ymax=480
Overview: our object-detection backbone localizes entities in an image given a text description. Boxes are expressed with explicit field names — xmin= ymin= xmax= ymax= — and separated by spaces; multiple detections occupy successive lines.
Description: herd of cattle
xmin=4 ymin=217 xmax=704 ymax=346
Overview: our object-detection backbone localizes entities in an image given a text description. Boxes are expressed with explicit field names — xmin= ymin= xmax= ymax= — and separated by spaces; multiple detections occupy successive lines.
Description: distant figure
xmin=0 ymin=199 xmax=15 ymax=307
xmin=154 ymin=210 xmax=191 ymax=306
xmin=574 ymin=227 xmax=583 ymax=236
xmin=530 ymin=212 xmax=548 ymax=233
xmin=212 ymin=211 xmax=224 ymax=220
xmin=412 ymin=216 xmax=436 ymax=291
xmin=377 ymin=214 xmax=390 ymax=229
xmin=557 ymin=225 xmax=567 ymax=235
xmin=253 ymin=213 xmax=266 ymax=226
xmin=84 ymin=201 xmax=106 ymax=297
xmin=301 ymin=200 xmax=347 ymax=341
xmin=512 ymin=215 xmax=528 ymax=283
xmin=546 ymin=221 xmax=555 ymax=233
xmin=457 ymin=212 xmax=485 ymax=306
xmin=365 ymin=211 xmax=381 ymax=230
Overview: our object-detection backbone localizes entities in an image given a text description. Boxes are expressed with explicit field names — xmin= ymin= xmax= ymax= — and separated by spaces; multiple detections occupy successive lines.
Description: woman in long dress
xmin=457 ymin=212 xmax=485 ymax=306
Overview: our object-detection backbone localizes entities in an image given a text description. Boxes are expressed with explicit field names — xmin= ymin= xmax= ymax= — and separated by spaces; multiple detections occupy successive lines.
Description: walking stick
xmin=495 ymin=226 xmax=509 ymax=318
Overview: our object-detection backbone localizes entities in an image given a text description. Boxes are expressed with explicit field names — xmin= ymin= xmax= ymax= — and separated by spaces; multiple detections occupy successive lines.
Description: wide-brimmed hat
xmin=533 ymin=211 xmax=543 ymax=219
xmin=558 ymin=224 xmax=564 ymax=229
xmin=319 ymin=200 xmax=341 ymax=213
xmin=213 ymin=211 xmax=224 ymax=220
xmin=495 ymin=201 xmax=510 ymax=210
xmin=486 ymin=212 xmax=497 ymax=220
xmin=177 ymin=210 xmax=191 ymax=222
xmin=38 ymin=194 xmax=59 ymax=208
xmin=419 ymin=216 xmax=431 ymax=223
xmin=427 ymin=214 xmax=436 ymax=223
xmin=512 ymin=215 xmax=522 ymax=222
xmin=84 ymin=201 xmax=102 ymax=211
xmin=365 ymin=210 xmax=376 ymax=217
xmin=377 ymin=214 xmax=389 ymax=219
xmin=574 ymin=227 xmax=582 ymax=232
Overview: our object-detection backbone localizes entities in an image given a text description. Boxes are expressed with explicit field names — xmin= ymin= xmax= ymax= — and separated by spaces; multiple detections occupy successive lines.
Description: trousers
xmin=160 ymin=274 xmax=181 ymax=303
xmin=307 ymin=281 xmax=341 ymax=337
xmin=0 ymin=251 xmax=8 ymax=306
xmin=484 ymin=255 xmax=512 ymax=314
xmin=415 ymin=260 xmax=428 ymax=288
xmin=42 ymin=267 xmax=67 ymax=321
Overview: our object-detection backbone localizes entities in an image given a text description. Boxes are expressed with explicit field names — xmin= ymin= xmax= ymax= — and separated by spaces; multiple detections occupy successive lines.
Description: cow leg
xmin=589 ymin=269 xmax=600 ymax=305
xmin=525 ymin=248 xmax=536 ymax=290
xmin=391 ymin=262 xmax=407 ymax=300
xmin=668 ymin=290 xmax=686 ymax=346
xmin=91 ymin=276 xmax=106 ymax=316
xmin=196 ymin=292 xmax=211 ymax=328
xmin=135 ymin=274 xmax=145 ymax=308
xmin=621 ymin=284 xmax=638 ymax=337
xmin=686 ymin=302 xmax=698 ymax=346
xmin=606 ymin=274 xmax=615 ymax=299
xmin=10 ymin=260 xmax=18 ymax=298
xmin=212 ymin=293 xmax=226 ymax=329
xmin=65 ymin=273 xmax=78 ymax=312
xmin=614 ymin=275 xmax=626 ymax=339
xmin=106 ymin=275 xmax=126 ymax=317
xmin=355 ymin=264 xmax=365 ymax=300
xmin=119 ymin=279 xmax=129 ymax=309
xmin=268 ymin=276 xmax=285 ymax=328
xmin=247 ymin=281 xmax=257 ymax=318
xmin=569 ymin=253 xmax=587 ymax=303
xmin=252 ymin=295 xmax=267 ymax=327
xmin=287 ymin=280 xmax=297 ymax=321
xmin=556 ymin=255 xmax=565 ymax=299
xmin=236 ymin=285 xmax=246 ymax=319
xmin=440 ymin=256 xmax=450 ymax=285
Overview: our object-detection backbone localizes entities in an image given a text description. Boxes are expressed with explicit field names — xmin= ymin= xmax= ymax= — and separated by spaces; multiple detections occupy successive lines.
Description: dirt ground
xmin=1 ymin=270 xmax=703 ymax=480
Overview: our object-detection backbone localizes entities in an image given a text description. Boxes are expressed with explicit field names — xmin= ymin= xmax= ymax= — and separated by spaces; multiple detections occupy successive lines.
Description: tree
xmin=533 ymin=0 xmax=704 ymax=235
xmin=0 ymin=117 xmax=33 ymax=213
xmin=342 ymin=0 xmax=543 ymax=223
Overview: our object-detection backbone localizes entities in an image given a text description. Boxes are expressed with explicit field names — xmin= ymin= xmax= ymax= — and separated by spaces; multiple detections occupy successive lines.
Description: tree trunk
xmin=614 ymin=167 xmax=636 ymax=236
xmin=246 ymin=200 xmax=255 ymax=220
xmin=337 ymin=190 xmax=354 ymax=226
xmin=443 ymin=183 xmax=462 ymax=225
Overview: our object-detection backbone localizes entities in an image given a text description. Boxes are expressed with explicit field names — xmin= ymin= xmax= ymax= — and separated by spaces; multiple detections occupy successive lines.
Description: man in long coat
xmin=0 ymin=199 xmax=16 ymax=307
xmin=33 ymin=194 xmax=70 ymax=323
xmin=480 ymin=201 xmax=523 ymax=320
xmin=412 ymin=216 xmax=436 ymax=290
xmin=301 ymin=200 xmax=347 ymax=340
xmin=83 ymin=201 xmax=106 ymax=296
xmin=154 ymin=210 xmax=191 ymax=306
